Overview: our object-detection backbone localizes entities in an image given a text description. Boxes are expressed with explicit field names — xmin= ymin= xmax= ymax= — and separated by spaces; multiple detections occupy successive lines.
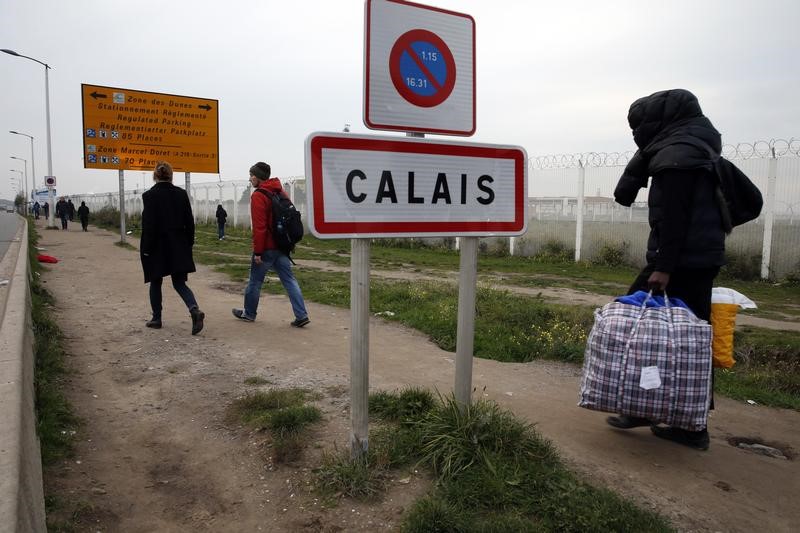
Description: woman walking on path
xmin=140 ymin=161 xmax=205 ymax=335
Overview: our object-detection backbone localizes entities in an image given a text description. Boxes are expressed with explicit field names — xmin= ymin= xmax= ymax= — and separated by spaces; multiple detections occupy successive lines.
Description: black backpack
xmin=255 ymin=188 xmax=304 ymax=256
xmin=712 ymin=157 xmax=763 ymax=233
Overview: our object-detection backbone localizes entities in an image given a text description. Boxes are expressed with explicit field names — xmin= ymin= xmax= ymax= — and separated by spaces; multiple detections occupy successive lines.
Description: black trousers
xmin=629 ymin=263 xmax=720 ymax=414
xmin=149 ymin=274 xmax=198 ymax=320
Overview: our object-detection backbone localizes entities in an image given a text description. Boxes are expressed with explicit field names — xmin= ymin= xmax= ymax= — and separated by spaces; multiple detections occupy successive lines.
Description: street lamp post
xmin=2 ymin=49 xmax=55 ymax=227
xmin=10 ymin=156 xmax=28 ymax=210
xmin=10 ymin=131 xmax=36 ymax=205
xmin=10 ymin=170 xmax=23 ymax=213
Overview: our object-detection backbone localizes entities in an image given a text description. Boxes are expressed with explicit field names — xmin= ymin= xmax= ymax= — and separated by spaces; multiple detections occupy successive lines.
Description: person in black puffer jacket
xmin=606 ymin=89 xmax=725 ymax=450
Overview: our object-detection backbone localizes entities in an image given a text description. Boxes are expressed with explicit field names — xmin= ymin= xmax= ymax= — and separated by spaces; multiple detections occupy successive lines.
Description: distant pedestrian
xmin=215 ymin=204 xmax=228 ymax=240
xmin=55 ymin=197 xmax=68 ymax=230
xmin=77 ymin=201 xmax=90 ymax=231
xmin=42 ymin=201 xmax=49 ymax=219
xmin=232 ymin=162 xmax=309 ymax=327
xmin=140 ymin=161 xmax=205 ymax=335
xmin=33 ymin=201 xmax=40 ymax=219
xmin=67 ymin=198 xmax=76 ymax=221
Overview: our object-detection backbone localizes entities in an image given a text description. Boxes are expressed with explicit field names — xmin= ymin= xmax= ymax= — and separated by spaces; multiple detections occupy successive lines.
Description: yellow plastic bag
xmin=710 ymin=288 xmax=757 ymax=369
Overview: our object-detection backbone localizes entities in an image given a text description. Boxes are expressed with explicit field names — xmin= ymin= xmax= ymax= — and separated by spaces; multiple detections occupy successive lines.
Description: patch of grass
xmin=402 ymin=496 xmax=467 ymax=532
xmin=532 ymin=239 xmax=574 ymax=263
xmin=114 ymin=240 xmax=136 ymax=250
xmin=591 ymin=240 xmax=632 ymax=268
xmin=268 ymin=405 xmax=322 ymax=434
xmin=228 ymin=388 xmax=322 ymax=463
xmin=316 ymin=451 xmax=387 ymax=500
xmin=243 ymin=376 xmax=271 ymax=386
xmin=28 ymin=221 xmax=81 ymax=466
xmin=417 ymin=395 xmax=558 ymax=480
xmin=713 ymin=327 xmax=800 ymax=409
xmin=91 ymin=206 xmax=141 ymax=236
xmin=369 ymin=387 xmax=437 ymax=424
xmin=322 ymin=390 xmax=673 ymax=531
xmin=369 ymin=423 xmax=424 ymax=469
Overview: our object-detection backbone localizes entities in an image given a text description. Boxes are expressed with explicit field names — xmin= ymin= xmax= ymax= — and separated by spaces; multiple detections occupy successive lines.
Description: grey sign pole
xmin=185 ymin=172 xmax=191 ymax=201
xmin=454 ymin=236 xmax=478 ymax=408
xmin=350 ymin=238 xmax=370 ymax=458
xmin=118 ymin=169 xmax=126 ymax=243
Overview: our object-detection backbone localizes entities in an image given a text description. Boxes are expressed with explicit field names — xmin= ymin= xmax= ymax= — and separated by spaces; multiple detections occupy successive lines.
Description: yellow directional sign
xmin=81 ymin=84 xmax=219 ymax=173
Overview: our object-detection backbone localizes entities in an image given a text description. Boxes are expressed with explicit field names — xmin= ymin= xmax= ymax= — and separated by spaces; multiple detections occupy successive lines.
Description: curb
xmin=0 ymin=220 xmax=46 ymax=533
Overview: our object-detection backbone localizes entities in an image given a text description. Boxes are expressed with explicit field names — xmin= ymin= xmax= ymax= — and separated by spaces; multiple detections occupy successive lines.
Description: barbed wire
xmin=529 ymin=138 xmax=800 ymax=170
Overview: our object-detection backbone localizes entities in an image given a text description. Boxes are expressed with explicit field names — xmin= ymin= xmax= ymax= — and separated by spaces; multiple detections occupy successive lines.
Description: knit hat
xmin=250 ymin=162 xmax=271 ymax=181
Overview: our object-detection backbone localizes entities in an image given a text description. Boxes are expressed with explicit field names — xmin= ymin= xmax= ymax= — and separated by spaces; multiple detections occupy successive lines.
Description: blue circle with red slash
xmin=389 ymin=29 xmax=456 ymax=108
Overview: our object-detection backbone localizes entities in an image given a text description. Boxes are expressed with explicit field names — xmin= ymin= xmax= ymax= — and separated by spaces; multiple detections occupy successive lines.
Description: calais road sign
xmin=365 ymin=0 xmax=475 ymax=136
xmin=304 ymin=132 xmax=527 ymax=238
xmin=81 ymin=84 xmax=219 ymax=173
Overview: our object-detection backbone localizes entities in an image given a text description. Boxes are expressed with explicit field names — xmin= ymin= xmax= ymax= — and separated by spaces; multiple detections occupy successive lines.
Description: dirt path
xmin=39 ymin=220 xmax=800 ymax=532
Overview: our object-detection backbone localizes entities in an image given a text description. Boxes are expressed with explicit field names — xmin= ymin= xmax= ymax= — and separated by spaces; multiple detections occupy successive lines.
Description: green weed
xmin=228 ymin=388 xmax=322 ymax=463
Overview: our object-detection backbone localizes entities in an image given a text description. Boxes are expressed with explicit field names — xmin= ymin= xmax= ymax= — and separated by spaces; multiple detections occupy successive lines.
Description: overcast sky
xmin=1 ymin=0 xmax=798 ymax=200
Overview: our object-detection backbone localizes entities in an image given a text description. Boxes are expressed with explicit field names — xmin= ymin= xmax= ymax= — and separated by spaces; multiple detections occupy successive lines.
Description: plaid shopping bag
xmin=578 ymin=295 xmax=712 ymax=431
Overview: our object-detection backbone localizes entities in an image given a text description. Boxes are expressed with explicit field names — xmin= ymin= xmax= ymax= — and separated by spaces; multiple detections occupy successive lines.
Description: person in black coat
xmin=607 ymin=89 xmax=725 ymax=450
xmin=55 ymin=197 xmax=69 ymax=230
xmin=140 ymin=161 xmax=205 ymax=335
xmin=215 ymin=204 xmax=228 ymax=240
xmin=77 ymin=201 xmax=90 ymax=231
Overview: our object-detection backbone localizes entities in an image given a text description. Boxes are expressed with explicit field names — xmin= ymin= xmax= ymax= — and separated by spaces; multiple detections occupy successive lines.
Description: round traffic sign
xmin=389 ymin=29 xmax=456 ymax=108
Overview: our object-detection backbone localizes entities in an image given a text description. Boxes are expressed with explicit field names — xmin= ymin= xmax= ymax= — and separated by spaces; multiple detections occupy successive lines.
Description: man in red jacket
xmin=232 ymin=162 xmax=310 ymax=327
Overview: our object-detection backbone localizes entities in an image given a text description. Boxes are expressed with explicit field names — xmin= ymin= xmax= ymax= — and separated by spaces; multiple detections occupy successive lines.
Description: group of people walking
xmin=139 ymin=160 xmax=309 ymax=338
xmin=32 ymin=197 xmax=90 ymax=231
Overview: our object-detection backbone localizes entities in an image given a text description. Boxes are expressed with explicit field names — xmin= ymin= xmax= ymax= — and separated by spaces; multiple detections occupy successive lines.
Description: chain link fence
xmin=521 ymin=138 xmax=800 ymax=279
xmin=71 ymin=139 xmax=799 ymax=280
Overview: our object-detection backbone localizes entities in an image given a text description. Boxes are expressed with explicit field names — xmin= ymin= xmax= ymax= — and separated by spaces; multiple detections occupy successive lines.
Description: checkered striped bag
xmin=578 ymin=294 xmax=712 ymax=431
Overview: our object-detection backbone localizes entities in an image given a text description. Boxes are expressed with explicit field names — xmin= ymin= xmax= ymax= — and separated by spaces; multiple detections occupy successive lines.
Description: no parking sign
xmin=365 ymin=0 xmax=475 ymax=136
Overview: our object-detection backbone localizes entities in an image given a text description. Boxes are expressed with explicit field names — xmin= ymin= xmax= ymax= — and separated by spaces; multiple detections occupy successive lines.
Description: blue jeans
xmin=149 ymin=275 xmax=198 ymax=320
xmin=217 ymin=222 xmax=225 ymax=239
xmin=243 ymin=250 xmax=307 ymax=320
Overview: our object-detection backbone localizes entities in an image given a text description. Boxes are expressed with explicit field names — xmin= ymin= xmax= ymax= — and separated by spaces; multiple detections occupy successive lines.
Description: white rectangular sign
xmin=304 ymin=132 xmax=527 ymax=238
xmin=364 ymin=0 xmax=475 ymax=136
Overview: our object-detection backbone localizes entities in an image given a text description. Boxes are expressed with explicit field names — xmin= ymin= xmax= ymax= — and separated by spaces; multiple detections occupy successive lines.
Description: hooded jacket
xmin=250 ymin=178 xmax=286 ymax=254
xmin=614 ymin=89 xmax=726 ymax=271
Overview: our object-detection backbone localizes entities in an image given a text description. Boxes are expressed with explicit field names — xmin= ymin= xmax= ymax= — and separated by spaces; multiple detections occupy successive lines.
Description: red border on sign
xmin=364 ymin=0 xmax=476 ymax=136
xmin=308 ymin=135 xmax=525 ymax=236
xmin=389 ymin=29 xmax=456 ymax=108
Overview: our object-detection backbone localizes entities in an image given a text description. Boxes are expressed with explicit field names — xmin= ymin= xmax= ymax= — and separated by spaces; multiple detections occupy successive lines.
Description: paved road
xmin=0 ymin=212 xmax=22 ymax=263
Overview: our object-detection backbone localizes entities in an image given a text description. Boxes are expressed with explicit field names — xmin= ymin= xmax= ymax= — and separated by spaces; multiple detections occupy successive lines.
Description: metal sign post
xmin=455 ymin=236 xmax=478 ymax=407
xmin=350 ymin=238 xmax=371 ymax=457
xmin=118 ymin=169 xmax=126 ymax=243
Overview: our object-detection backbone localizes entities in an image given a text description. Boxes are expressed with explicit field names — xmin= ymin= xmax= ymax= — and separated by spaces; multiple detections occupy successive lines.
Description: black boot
xmin=190 ymin=307 xmax=205 ymax=335
xmin=651 ymin=426 xmax=710 ymax=450
xmin=146 ymin=318 xmax=162 ymax=329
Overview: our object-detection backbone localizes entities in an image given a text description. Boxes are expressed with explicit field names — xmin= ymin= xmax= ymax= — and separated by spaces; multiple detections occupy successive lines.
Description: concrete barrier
xmin=0 ymin=220 xmax=46 ymax=533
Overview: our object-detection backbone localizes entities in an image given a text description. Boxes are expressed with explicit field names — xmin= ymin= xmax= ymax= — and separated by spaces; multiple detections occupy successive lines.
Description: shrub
xmin=721 ymin=250 xmax=762 ymax=281
xmin=591 ymin=241 xmax=630 ymax=267
xmin=533 ymin=239 xmax=573 ymax=263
